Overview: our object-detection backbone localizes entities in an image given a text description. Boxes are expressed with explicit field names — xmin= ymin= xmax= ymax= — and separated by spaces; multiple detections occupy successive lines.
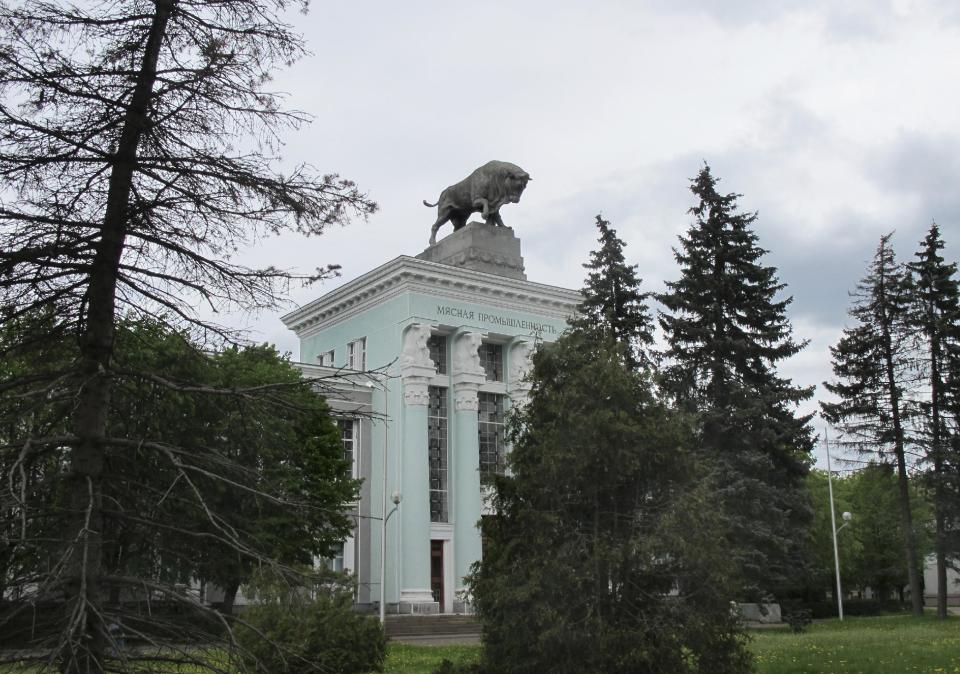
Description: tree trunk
xmin=59 ymin=3 xmax=174 ymax=671
xmin=929 ymin=324 xmax=948 ymax=618
xmin=221 ymin=580 xmax=241 ymax=617
xmin=877 ymin=262 xmax=924 ymax=617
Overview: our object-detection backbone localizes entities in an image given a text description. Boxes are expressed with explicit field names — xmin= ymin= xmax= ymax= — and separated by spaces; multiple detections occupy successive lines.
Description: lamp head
xmin=842 ymin=511 xmax=852 ymax=522
xmin=391 ymin=490 xmax=402 ymax=505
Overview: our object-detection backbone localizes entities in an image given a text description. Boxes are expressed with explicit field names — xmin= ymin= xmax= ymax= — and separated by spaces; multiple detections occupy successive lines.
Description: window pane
xmin=478 ymin=342 xmax=503 ymax=382
xmin=427 ymin=335 xmax=447 ymax=374
xmin=428 ymin=386 xmax=448 ymax=522
xmin=478 ymin=392 xmax=505 ymax=480
xmin=347 ymin=338 xmax=366 ymax=370
xmin=337 ymin=419 xmax=356 ymax=479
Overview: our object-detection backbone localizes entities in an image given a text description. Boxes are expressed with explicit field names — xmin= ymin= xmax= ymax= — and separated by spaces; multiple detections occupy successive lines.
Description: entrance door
xmin=430 ymin=540 xmax=444 ymax=611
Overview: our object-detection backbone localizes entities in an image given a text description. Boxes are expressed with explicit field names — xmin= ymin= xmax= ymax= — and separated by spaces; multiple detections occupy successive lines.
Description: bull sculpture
xmin=424 ymin=160 xmax=531 ymax=245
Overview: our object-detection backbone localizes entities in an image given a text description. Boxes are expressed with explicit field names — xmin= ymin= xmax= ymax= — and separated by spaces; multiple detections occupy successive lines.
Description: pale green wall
xmin=300 ymin=289 xmax=570 ymax=605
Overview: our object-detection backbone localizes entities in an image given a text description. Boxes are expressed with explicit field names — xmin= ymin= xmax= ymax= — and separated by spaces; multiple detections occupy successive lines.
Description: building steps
xmin=385 ymin=614 xmax=480 ymax=639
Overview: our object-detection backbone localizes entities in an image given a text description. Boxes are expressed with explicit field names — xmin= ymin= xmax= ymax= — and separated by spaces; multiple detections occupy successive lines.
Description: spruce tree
xmin=658 ymin=164 xmax=815 ymax=598
xmin=472 ymin=330 xmax=750 ymax=674
xmin=570 ymin=214 xmax=655 ymax=370
xmin=822 ymin=233 xmax=924 ymax=615
xmin=906 ymin=223 xmax=960 ymax=618
xmin=469 ymin=225 xmax=751 ymax=673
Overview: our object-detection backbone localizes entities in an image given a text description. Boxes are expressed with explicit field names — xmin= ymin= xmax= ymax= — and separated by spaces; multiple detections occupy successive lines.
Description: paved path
xmin=390 ymin=634 xmax=481 ymax=646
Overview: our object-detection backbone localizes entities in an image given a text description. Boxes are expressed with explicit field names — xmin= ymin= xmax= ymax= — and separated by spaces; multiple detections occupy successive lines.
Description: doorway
xmin=430 ymin=540 xmax=444 ymax=611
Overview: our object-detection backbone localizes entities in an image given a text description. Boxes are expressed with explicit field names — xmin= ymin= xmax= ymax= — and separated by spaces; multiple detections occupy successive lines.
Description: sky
xmin=225 ymin=0 xmax=959 ymax=469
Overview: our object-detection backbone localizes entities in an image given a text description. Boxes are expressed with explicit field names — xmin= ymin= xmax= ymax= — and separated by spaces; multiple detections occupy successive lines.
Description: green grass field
xmin=3 ymin=615 xmax=957 ymax=672
xmin=750 ymin=615 xmax=960 ymax=674
xmin=380 ymin=615 xmax=960 ymax=674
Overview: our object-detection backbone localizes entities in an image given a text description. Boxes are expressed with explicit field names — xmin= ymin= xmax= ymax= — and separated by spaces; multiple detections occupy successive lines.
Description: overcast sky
xmin=226 ymin=0 xmax=959 ymax=469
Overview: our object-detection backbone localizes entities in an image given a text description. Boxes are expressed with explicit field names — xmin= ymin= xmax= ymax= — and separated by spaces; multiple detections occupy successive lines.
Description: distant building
xmin=281 ymin=223 xmax=579 ymax=613
xmin=923 ymin=555 xmax=960 ymax=607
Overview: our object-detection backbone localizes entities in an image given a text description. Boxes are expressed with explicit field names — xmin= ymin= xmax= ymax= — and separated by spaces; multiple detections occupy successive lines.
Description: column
xmin=451 ymin=331 xmax=485 ymax=606
xmin=398 ymin=324 xmax=437 ymax=611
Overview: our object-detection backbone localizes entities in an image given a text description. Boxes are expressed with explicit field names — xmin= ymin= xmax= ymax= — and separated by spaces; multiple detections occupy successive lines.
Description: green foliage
xmin=234 ymin=580 xmax=386 ymax=674
xmin=784 ymin=609 xmax=812 ymax=633
xmin=430 ymin=659 xmax=482 ymax=674
xmin=803 ymin=469 xmax=859 ymax=594
xmin=102 ymin=320 xmax=359 ymax=611
xmin=569 ymin=214 xmax=654 ymax=370
xmin=470 ymin=330 xmax=750 ymax=674
xmin=0 ymin=317 xmax=359 ymax=651
xmin=804 ymin=465 xmax=931 ymax=601
xmin=658 ymin=164 xmax=814 ymax=597
xmin=847 ymin=464 xmax=931 ymax=599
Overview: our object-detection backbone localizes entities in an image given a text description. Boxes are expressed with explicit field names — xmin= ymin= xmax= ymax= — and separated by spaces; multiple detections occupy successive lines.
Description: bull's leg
xmin=473 ymin=197 xmax=491 ymax=220
xmin=429 ymin=212 xmax=451 ymax=245
xmin=489 ymin=212 xmax=505 ymax=227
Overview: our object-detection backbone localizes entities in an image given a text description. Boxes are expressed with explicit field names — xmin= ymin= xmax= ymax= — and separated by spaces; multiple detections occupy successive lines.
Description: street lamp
xmin=825 ymin=428 xmax=852 ymax=620
xmin=380 ymin=490 xmax=401 ymax=624
xmin=367 ymin=378 xmax=400 ymax=625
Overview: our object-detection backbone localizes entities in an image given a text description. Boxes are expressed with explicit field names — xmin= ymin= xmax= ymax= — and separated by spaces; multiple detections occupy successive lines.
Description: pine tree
xmin=822 ymin=233 xmax=924 ymax=615
xmin=570 ymin=215 xmax=655 ymax=370
xmin=906 ymin=223 xmax=960 ymax=618
xmin=658 ymin=164 xmax=815 ymax=597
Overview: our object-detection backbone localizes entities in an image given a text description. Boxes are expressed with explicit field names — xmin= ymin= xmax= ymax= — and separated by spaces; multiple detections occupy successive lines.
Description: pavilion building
xmin=281 ymin=223 xmax=579 ymax=613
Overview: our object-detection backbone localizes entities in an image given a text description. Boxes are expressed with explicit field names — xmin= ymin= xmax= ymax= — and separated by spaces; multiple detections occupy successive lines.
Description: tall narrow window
xmin=337 ymin=418 xmax=358 ymax=479
xmin=428 ymin=386 xmax=449 ymax=522
xmin=478 ymin=342 xmax=503 ymax=382
xmin=347 ymin=338 xmax=366 ymax=370
xmin=324 ymin=543 xmax=345 ymax=573
xmin=478 ymin=392 xmax=505 ymax=480
xmin=319 ymin=349 xmax=334 ymax=366
xmin=427 ymin=335 xmax=447 ymax=374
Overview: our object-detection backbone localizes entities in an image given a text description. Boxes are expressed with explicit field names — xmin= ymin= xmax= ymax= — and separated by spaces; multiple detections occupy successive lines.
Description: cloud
xmin=866 ymin=131 xmax=960 ymax=237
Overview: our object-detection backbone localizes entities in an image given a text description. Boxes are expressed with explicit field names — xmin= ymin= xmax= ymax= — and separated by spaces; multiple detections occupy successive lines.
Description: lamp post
xmin=825 ymin=428 xmax=852 ymax=620
xmin=380 ymin=489 xmax=401 ymax=624
xmin=368 ymin=376 xmax=401 ymax=625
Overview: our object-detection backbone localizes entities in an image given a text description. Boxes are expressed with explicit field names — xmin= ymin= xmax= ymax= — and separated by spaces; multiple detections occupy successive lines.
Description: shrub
xmin=781 ymin=598 xmax=911 ymax=620
xmin=234 ymin=585 xmax=385 ymax=673
xmin=432 ymin=659 xmax=483 ymax=674
xmin=784 ymin=609 xmax=813 ymax=633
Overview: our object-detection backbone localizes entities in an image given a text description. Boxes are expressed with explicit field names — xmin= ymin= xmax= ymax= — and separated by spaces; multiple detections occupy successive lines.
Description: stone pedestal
xmin=418 ymin=221 xmax=526 ymax=280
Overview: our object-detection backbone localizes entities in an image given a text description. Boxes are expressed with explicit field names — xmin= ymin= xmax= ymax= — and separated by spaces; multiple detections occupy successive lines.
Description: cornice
xmin=281 ymin=256 xmax=581 ymax=338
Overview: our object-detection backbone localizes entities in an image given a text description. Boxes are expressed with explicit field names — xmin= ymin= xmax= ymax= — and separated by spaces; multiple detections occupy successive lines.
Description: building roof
xmin=281 ymin=255 xmax=581 ymax=338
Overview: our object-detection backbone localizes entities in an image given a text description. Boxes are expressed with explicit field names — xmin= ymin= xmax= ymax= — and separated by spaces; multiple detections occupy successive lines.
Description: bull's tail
xmin=423 ymin=199 xmax=439 ymax=208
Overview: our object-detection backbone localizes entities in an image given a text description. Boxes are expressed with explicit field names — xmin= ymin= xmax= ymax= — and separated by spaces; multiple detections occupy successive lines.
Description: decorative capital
xmin=403 ymin=378 xmax=430 ymax=406
xmin=454 ymin=388 xmax=479 ymax=411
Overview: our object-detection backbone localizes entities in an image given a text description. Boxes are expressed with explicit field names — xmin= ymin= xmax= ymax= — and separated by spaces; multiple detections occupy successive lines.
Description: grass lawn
xmin=380 ymin=643 xmax=480 ymax=674
xmin=3 ymin=615 xmax=957 ymax=672
xmin=380 ymin=615 xmax=960 ymax=674
xmin=751 ymin=615 xmax=960 ymax=673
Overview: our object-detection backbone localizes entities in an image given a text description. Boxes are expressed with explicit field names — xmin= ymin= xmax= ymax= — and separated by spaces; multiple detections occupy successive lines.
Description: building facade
xmin=281 ymin=224 xmax=579 ymax=613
